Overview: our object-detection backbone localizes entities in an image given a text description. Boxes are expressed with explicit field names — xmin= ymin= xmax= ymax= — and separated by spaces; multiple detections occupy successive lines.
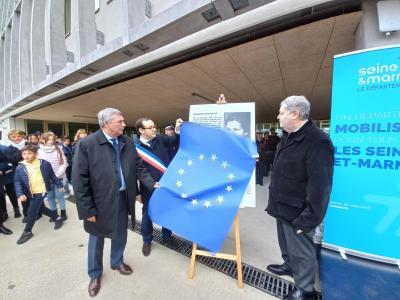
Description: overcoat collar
xmin=94 ymin=129 xmax=126 ymax=150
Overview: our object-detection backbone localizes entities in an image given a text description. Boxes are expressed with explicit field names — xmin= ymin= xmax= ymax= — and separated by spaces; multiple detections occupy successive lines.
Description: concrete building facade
xmin=0 ymin=0 xmax=399 ymax=141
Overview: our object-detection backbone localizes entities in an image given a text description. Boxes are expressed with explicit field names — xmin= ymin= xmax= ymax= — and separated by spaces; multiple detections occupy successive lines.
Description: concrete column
xmin=31 ymin=0 xmax=47 ymax=86
xmin=19 ymin=0 xmax=33 ymax=95
xmin=6 ymin=0 xmax=13 ymax=21
xmin=71 ymin=0 xmax=97 ymax=59
xmin=355 ymin=0 xmax=400 ymax=50
xmin=121 ymin=0 xmax=145 ymax=44
xmin=0 ymin=39 xmax=4 ymax=106
xmin=11 ymin=9 xmax=21 ymax=100
xmin=4 ymin=26 xmax=11 ymax=105
xmin=48 ymin=0 xmax=67 ymax=74
xmin=0 ymin=1 xmax=6 ymax=31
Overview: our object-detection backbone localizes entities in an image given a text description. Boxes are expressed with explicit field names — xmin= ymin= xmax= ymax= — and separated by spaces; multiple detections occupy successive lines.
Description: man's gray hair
xmin=97 ymin=108 xmax=122 ymax=128
xmin=281 ymin=95 xmax=310 ymax=120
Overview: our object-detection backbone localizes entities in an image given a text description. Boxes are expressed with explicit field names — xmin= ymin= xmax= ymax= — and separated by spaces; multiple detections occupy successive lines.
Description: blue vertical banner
xmin=324 ymin=45 xmax=400 ymax=261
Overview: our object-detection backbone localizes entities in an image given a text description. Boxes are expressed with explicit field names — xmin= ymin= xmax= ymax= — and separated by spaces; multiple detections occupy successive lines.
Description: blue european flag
xmin=149 ymin=122 xmax=256 ymax=253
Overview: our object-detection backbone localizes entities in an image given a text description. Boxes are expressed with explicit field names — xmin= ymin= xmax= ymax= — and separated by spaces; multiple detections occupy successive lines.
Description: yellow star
xmin=226 ymin=185 xmax=233 ymax=192
xmin=187 ymin=160 xmax=193 ymax=166
xmin=176 ymin=180 xmax=182 ymax=187
xmin=221 ymin=161 xmax=228 ymax=168
xmin=181 ymin=193 xmax=187 ymax=199
xmin=211 ymin=154 xmax=217 ymax=161
xmin=198 ymin=154 xmax=204 ymax=160
xmin=191 ymin=199 xmax=198 ymax=206
xmin=227 ymin=173 xmax=235 ymax=181
xmin=216 ymin=195 xmax=224 ymax=204
xmin=178 ymin=168 xmax=185 ymax=175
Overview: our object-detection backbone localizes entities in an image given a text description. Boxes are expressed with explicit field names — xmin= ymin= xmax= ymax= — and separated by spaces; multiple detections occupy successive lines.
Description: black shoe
xmin=54 ymin=218 xmax=63 ymax=230
xmin=142 ymin=242 xmax=151 ymax=256
xmin=163 ymin=238 xmax=176 ymax=248
xmin=61 ymin=210 xmax=68 ymax=221
xmin=0 ymin=224 xmax=13 ymax=235
xmin=22 ymin=216 xmax=28 ymax=223
xmin=14 ymin=210 xmax=21 ymax=218
xmin=266 ymin=263 xmax=292 ymax=277
xmin=17 ymin=231 xmax=33 ymax=244
xmin=283 ymin=287 xmax=316 ymax=300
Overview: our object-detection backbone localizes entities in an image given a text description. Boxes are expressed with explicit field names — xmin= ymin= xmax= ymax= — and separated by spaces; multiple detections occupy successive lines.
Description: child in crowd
xmin=8 ymin=129 xmax=27 ymax=150
xmin=38 ymin=132 xmax=68 ymax=221
xmin=61 ymin=136 xmax=73 ymax=198
xmin=14 ymin=145 xmax=63 ymax=244
xmin=0 ymin=130 xmax=25 ymax=221
xmin=73 ymin=129 xmax=87 ymax=148
xmin=27 ymin=133 xmax=40 ymax=145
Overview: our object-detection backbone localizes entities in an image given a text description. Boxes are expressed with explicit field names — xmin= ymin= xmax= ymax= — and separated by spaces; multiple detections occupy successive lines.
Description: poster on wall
xmin=189 ymin=102 xmax=256 ymax=207
xmin=324 ymin=45 xmax=400 ymax=261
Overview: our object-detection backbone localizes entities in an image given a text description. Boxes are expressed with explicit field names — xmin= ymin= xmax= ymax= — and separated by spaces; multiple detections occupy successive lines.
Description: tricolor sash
xmin=135 ymin=143 xmax=167 ymax=173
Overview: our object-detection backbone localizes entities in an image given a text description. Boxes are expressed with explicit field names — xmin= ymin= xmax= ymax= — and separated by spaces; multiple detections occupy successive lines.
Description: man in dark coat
xmin=0 ymin=144 xmax=22 ymax=235
xmin=135 ymin=117 xmax=182 ymax=256
xmin=72 ymin=108 xmax=155 ymax=297
xmin=266 ymin=96 xmax=334 ymax=300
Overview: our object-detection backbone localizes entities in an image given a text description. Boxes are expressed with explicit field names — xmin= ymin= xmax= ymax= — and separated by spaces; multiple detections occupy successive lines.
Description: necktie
xmin=111 ymin=138 xmax=122 ymax=188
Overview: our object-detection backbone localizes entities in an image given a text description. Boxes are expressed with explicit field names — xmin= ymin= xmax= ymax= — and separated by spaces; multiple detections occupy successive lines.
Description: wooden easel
xmin=188 ymin=214 xmax=243 ymax=288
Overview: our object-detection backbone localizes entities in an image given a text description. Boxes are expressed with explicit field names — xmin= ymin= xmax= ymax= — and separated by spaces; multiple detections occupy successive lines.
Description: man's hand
xmin=175 ymin=118 xmax=184 ymax=133
xmin=58 ymin=187 xmax=64 ymax=192
xmin=87 ymin=216 xmax=97 ymax=222
xmin=18 ymin=195 xmax=27 ymax=202
xmin=136 ymin=195 xmax=142 ymax=203
xmin=296 ymin=229 xmax=303 ymax=234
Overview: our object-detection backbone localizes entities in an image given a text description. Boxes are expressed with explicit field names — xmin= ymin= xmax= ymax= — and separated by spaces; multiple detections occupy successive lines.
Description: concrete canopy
xmin=19 ymin=11 xmax=362 ymax=126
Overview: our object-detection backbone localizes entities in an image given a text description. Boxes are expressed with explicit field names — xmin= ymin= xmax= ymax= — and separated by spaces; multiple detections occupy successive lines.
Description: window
xmin=68 ymin=122 xmax=87 ymax=138
xmin=47 ymin=122 xmax=65 ymax=138
xmin=65 ymin=0 xmax=71 ymax=36
xmin=26 ymin=120 xmax=44 ymax=135
xmin=95 ymin=0 xmax=100 ymax=13
xmin=88 ymin=123 xmax=100 ymax=134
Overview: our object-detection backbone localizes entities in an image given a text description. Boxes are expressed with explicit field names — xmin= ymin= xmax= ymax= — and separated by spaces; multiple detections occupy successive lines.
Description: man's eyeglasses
xmin=143 ymin=126 xmax=157 ymax=130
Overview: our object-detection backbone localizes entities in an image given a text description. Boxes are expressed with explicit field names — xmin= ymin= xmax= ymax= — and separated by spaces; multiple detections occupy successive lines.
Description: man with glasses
xmin=135 ymin=117 xmax=182 ymax=256
xmin=266 ymin=96 xmax=334 ymax=300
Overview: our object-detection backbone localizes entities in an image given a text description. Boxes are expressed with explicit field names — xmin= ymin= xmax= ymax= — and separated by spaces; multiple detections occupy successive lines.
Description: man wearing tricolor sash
xmin=135 ymin=117 xmax=182 ymax=256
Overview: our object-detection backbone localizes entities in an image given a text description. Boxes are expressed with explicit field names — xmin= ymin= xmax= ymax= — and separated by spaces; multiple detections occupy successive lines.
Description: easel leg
xmin=188 ymin=243 xmax=197 ymax=279
xmin=234 ymin=215 xmax=243 ymax=288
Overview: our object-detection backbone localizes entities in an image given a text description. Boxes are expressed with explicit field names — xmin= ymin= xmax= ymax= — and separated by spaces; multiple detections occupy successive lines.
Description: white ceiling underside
xmin=20 ymin=11 xmax=363 ymax=126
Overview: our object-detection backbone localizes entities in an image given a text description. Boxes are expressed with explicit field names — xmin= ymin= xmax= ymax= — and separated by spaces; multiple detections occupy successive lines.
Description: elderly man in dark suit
xmin=266 ymin=96 xmax=334 ymax=300
xmin=72 ymin=108 xmax=155 ymax=297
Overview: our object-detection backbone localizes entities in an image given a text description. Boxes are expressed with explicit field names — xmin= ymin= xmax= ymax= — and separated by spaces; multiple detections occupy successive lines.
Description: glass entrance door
xmin=47 ymin=122 xmax=65 ymax=138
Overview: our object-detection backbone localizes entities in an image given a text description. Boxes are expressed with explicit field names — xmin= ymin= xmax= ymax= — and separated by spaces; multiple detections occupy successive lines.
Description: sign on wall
xmin=324 ymin=45 xmax=400 ymax=261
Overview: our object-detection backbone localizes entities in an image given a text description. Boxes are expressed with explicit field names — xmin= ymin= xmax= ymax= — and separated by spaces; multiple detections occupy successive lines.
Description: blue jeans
xmin=47 ymin=184 xmax=65 ymax=210
xmin=88 ymin=191 xmax=128 ymax=279
xmin=141 ymin=197 xmax=171 ymax=243
xmin=25 ymin=194 xmax=57 ymax=232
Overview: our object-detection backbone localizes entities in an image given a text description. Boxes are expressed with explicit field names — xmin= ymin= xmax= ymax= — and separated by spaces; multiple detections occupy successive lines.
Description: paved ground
xmin=0 ymin=177 xmax=290 ymax=299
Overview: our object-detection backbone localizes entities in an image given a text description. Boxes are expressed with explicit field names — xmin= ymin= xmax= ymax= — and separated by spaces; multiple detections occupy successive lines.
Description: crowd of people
xmin=0 ymin=95 xmax=333 ymax=300
xmin=0 ymin=128 xmax=88 ymax=243
xmin=255 ymin=128 xmax=281 ymax=185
